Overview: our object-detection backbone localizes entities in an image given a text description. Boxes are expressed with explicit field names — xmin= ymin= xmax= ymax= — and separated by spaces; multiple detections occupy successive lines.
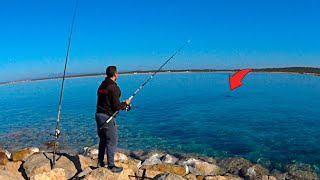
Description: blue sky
xmin=0 ymin=0 xmax=319 ymax=82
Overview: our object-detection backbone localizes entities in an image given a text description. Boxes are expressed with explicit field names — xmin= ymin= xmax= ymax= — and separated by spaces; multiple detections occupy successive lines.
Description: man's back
xmin=96 ymin=77 xmax=125 ymax=116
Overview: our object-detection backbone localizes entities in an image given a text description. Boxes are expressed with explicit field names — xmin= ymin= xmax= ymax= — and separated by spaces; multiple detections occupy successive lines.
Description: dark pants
xmin=95 ymin=113 xmax=118 ymax=167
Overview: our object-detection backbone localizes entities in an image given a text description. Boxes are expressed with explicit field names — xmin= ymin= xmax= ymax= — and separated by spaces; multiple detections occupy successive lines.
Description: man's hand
xmin=124 ymin=99 xmax=131 ymax=105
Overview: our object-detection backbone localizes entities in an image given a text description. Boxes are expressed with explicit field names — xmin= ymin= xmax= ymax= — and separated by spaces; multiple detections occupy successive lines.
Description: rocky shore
xmin=0 ymin=146 xmax=318 ymax=180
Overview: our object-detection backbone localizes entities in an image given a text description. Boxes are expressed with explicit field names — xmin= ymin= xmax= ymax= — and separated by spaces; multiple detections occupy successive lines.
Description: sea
xmin=0 ymin=72 xmax=319 ymax=172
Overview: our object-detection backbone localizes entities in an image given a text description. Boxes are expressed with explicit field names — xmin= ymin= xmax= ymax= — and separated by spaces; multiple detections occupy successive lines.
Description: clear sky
xmin=0 ymin=0 xmax=319 ymax=82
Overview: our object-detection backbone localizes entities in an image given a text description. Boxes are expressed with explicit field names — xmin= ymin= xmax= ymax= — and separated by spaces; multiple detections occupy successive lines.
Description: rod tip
xmin=187 ymin=40 xmax=191 ymax=43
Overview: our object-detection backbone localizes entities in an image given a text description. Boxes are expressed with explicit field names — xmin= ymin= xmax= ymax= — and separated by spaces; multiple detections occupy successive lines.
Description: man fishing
xmin=95 ymin=66 xmax=131 ymax=173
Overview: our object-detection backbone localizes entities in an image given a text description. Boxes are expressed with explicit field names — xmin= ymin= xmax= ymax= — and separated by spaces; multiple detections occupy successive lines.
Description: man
xmin=96 ymin=66 xmax=131 ymax=173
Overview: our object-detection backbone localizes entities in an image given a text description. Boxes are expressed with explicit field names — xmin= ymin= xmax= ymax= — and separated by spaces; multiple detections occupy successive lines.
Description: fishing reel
xmin=55 ymin=129 xmax=61 ymax=138
xmin=124 ymin=104 xmax=132 ymax=112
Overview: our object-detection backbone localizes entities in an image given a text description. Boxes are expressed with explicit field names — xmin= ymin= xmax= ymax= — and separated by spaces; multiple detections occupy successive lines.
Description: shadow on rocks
xmin=43 ymin=152 xmax=83 ymax=180
xmin=18 ymin=162 xmax=28 ymax=180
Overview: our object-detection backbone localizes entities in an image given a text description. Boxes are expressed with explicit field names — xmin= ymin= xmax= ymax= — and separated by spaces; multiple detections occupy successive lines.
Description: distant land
xmin=1 ymin=67 xmax=319 ymax=85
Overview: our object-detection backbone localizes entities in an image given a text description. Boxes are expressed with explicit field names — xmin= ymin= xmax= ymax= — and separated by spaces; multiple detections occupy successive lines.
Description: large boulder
xmin=0 ymin=161 xmax=22 ymax=173
xmin=189 ymin=161 xmax=225 ymax=176
xmin=30 ymin=168 xmax=67 ymax=180
xmin=83 ymin=167 xmax=134 ymax=180
xmin=114 ymin=159 xmax=141 ymax=172
xmin=161 ymin=154 xmax=179 ymax=164
xmin=117 ymin=168 xmax=135 ymax=180
xmin=23 ymin=152 xmax=77 ymax=179
xmin=0 ymin=147 xmax=11 ymax=159
xmin=115 ymin=152 xmax=129 ymax=161
xmin=284 ymin=163 xmax=318 ymax=180
xmin=217 ymin=157 xmax=252 ymax=175
xmin=0 ymin=161 xmax=24 ymax=179
xmin=78 ymin=155 xmax=97 ymax=171
xmin=82 ymin=147 xmax=128 ymax=162
xmin=137 ymin=169 xmax=163 ymax=179
xmin=0 ymin=152 xmax=9 ymax=165
xmin=152 ymin=172 xmax=185 ymax=180
xmin=204 ymin=176 xmax=242 ymax=180
xmin=184 ymin=173 xmax=198 ymax=180
xmin=12 ymin=147 xmax=39 ymax=162
xmin=76 ymin=167 xmax=92 ymax=179
xmin=142 ymin=153 xmax=163 ymax=166
xmin=131 ymin=150 xmax=166 ymax=161
xmin=0 ymin=169 xmax=24 ymax=180
xmin=177 ymin=158 xmax=199 ymax=166
xmin=141 ymin=163 xmax=188 ymax=176
xmin=241 ymin=164 xmax=269 ymax=180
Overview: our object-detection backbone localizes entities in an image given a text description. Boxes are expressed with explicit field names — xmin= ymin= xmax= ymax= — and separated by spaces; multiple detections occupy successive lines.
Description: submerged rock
xmin=152 ymin=172 xmax=185 ymax=180
xmin=161 ymin=154 xmax=179 ymax=164
xmin=241 ymin=164 xmax=269 ymax=180
xmin=141 ymin=163 xmax=188 ymax=176
xmin=12 ymin=147 xmax=39 ymax=162
xmin=284 ymin=163 xmax=318 ymax=180
xmin=23 ymin=152 xmax=77 ymax=179
xmin=45 ymin=141 xmax=60 ymax=148
xmin=30 ymin=168 xmax=67 ymax=180
xmin=217 ymin=157 xmax=252 ymax=175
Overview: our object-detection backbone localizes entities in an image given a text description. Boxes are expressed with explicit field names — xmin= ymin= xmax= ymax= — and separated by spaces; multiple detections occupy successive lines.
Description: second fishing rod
xmin=100 ymin=40 xmax=191 ymax=129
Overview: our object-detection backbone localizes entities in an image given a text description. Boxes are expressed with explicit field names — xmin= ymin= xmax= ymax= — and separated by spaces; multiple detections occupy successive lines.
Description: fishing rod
xmin=52 ymin=0 xmax=79 ymax=168
xmin=100 ymin=40 xmax=191 ymax=129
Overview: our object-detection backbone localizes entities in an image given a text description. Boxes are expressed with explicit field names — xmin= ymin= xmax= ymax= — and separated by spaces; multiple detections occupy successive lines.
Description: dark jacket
xmin=96 ymin=78 xmax=126 ymax=116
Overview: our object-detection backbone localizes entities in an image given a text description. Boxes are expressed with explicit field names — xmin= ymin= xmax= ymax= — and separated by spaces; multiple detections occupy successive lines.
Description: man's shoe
xmin=108 ymin=166 xmax=123 ymax=173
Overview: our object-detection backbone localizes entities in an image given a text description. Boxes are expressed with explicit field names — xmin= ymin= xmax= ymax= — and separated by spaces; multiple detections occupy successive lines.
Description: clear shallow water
xmin=0 ymin=72 xmax=319 ymax=171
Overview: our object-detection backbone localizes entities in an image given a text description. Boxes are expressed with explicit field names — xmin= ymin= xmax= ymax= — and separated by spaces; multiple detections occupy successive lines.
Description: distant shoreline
xmin=1 ymin=67 xmax=319 ymax=85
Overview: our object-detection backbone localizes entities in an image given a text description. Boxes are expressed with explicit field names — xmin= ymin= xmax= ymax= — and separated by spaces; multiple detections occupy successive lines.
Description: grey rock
xmin=142 ymin=153 xmax=163 ymax=166
xmin=241 ymin=164 xmax=269 ymax=180
xmin=188 ymin=160 xmax=225 ymax=176
xmin=285 ymin=163 xmax=318 ymax=180
xmin=161 ymin=154 xmax=179 ymax=164
xmin=217 ymin=157 xmax=252 ymax=175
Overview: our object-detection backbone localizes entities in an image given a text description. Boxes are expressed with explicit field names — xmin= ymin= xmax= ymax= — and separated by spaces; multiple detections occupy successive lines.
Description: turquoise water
xmin=0 ymin=72 xmax=319 ymax=171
